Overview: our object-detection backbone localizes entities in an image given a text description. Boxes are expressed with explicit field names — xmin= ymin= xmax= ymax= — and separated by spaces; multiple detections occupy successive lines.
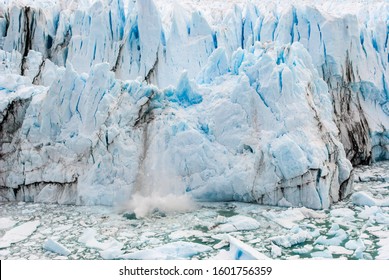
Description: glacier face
xmin=0 ymin=0 xmax=388 ymax=209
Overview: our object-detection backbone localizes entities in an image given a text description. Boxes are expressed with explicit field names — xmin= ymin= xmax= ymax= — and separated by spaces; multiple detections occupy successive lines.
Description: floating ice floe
xmin=212 ymin=215 xmax=260 ymax=232
xmin=368 ymin=228 xmax=389 ymax=238
xmin=0 ymin=220 xmax=40 ymax=248
xmin=78 ymin=228 xmax=123 ymax=259
xmin=263 ymin=208 xmax=325 ymax=229
xmin=100 ymin=246 xmax=124 ymax=260
xmin=314 ymin=224 xmax=348 ymax=246
xmin=292 ymin=245 xmax=313 ymax=254
xmin=119 ymin=241 xmax=212 ymax=260
xmin=169 ymin=230 xmax=206 ymax=240
xmin=357 ymin=206 xmax=389 ymax=224
xmin=351 ymin=192 xmax=389 ymax=207
xmin=213 ymin=236 xmax=269 ymax=260
xmin=330 ymin=208 xmax=355 ymax=218
xmin=358 ymin=206 xmax=382 ymax=219
xmin=327 ymin=245 xmax=353 ymax=255
xmin=269 ymin=226 xmax=313 ymax=248
xmin=311 ymin=250 xmax=333 ymax=259
xmin=43 ymin=238 xmax=71 ymax=256
xmin=345 ymin=239 xmax=366 ymax=259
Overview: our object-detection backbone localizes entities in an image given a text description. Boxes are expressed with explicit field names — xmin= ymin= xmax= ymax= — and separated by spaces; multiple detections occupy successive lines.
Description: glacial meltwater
xmin=0 ymin=161 xmax=388 ymax=260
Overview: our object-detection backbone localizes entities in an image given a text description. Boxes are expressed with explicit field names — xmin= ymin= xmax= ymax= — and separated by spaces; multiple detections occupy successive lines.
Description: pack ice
xmin=0 ymin=0 xmax=388 ymax=210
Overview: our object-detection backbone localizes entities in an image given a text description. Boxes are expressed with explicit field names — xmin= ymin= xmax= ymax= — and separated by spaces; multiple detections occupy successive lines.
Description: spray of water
xmin=126 ymin=191 xmax=196 ymax=218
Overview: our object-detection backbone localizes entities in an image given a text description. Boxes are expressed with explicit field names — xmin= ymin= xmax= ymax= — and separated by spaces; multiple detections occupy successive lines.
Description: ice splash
xmin=119 ymin=100 xmax=200 ymax=218
xmin=125 ymin=192 xmax=196 ymax=218
xmin=123 ymin=121 xmax=197 ymax=218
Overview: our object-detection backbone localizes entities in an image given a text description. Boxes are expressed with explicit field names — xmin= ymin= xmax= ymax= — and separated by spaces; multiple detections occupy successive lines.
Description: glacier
xmin=0 ymin=0 xmax=388 ymax=210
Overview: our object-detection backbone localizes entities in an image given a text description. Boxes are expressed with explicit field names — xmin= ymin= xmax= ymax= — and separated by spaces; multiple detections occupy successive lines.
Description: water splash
xmin=126 ymin=191 xmax=196 ymax=218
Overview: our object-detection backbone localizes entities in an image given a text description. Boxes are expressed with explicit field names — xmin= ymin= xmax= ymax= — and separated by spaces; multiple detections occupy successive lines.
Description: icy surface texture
xmin=0 ymin=0 xmax=388 ymax=209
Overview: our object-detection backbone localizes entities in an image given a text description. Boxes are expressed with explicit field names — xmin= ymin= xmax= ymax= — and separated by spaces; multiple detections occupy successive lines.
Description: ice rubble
xmin=0 ymin=0 xmax=388 ymax=209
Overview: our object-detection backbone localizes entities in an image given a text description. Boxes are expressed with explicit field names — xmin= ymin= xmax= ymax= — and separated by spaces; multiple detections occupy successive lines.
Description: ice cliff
xmin=0 ymin=0 xmax=388 ymax=209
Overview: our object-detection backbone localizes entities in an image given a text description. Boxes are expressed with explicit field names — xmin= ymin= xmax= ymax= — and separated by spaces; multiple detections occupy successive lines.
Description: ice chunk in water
xmin=351 ymin=192 xmax=389 ymax=207
xmin=78 ymin=228 xmax=123 ymax=251
xmin=314 ymin=225 xmax=347 ymax=246
xmin=0 ymin=220 xmax=40 ymax=248
xmin=270 ymin=226 xmax=313 ymax=248
xmin=212 ymin=215 xmax=260 ymax=232
xmin=213 ymin=236 xmax=269 ymax=260
xmin=311 ymin=250 xmax=333 ymax=259
xmin=43 ymin=238 xmax=71 ymax=256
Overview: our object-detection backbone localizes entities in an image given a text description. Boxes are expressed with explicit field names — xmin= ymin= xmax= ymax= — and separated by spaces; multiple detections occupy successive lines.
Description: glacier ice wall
xmin=0 ymin=0 xmax=388 ymax=209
